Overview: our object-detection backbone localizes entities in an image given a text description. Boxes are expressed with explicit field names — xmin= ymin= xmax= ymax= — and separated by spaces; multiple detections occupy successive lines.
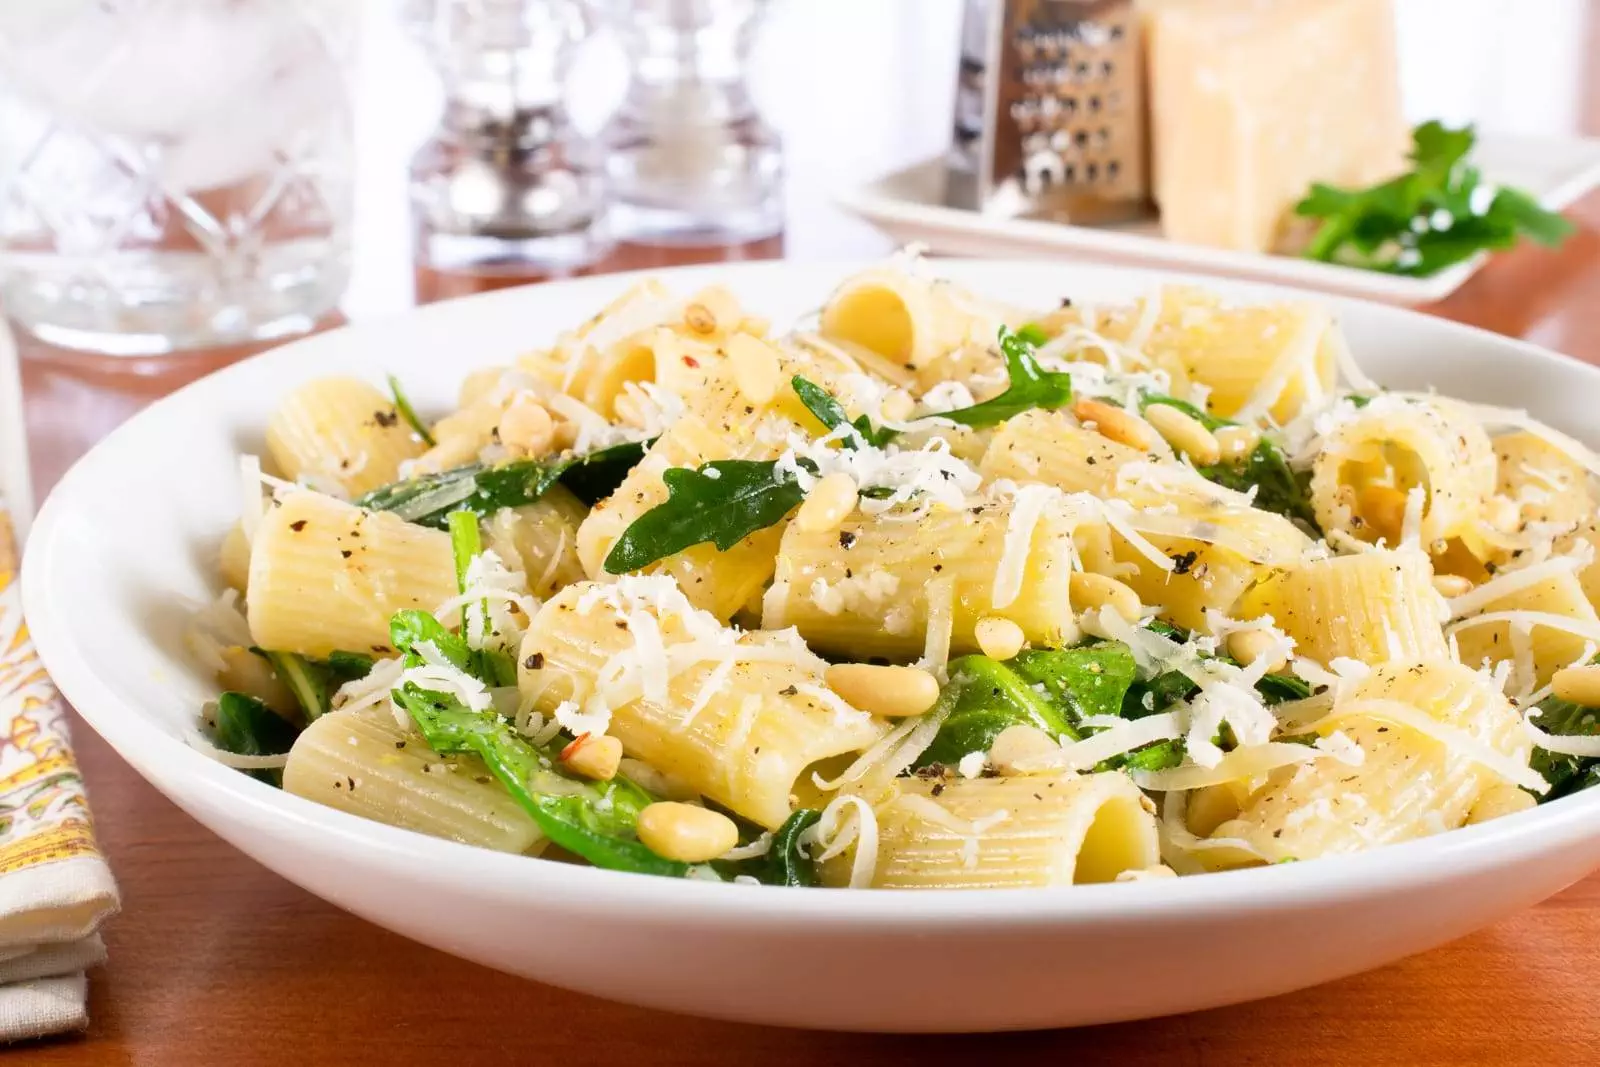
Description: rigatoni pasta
xmin=200 ymin=259 xmax=1600 ymax=892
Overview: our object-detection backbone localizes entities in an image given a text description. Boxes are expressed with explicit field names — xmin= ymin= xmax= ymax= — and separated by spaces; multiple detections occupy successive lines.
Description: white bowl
xmin=23 ymin=261 xmax=1600 ymax=1032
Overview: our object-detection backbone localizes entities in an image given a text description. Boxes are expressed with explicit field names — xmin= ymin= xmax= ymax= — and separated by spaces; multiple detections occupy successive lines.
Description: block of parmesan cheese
xmin=1143 ymin=0 xmax=1408 ymax=253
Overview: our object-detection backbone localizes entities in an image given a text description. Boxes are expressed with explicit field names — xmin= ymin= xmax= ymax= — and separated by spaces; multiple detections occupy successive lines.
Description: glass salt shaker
xmin=406 ymin=0 xmax=611 ymax=275
xmin=593 ymin=0 xmax=783 ymax=247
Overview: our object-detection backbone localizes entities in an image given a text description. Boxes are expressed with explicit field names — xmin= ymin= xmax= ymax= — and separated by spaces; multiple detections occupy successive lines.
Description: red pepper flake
xmin=560 ymin=733 xmax=591 ymax=762
xmin=682 ymin=355 xmax=700 ymax=368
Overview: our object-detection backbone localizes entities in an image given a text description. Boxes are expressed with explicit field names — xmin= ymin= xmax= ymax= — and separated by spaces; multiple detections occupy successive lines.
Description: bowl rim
xmin=24 ymin=256 xmax=1600 ymax=927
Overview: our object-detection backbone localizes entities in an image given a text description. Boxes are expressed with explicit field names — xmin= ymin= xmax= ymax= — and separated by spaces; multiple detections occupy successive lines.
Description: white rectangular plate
xmin=839 ymin=133 xmax=1600 ymax=306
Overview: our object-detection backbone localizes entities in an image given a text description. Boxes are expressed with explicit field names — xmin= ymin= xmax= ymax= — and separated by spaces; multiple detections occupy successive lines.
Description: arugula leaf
xmin=1529 ymin=683 xmax=1600 ymax=800
xmin=1296 ymin=121 xmax=1574 ymax=277
xmin=357 ymin=440 xmax=649 ymax=528
xmin=214 ymin=692 xmax=300 ymax=786
xmin=392 ymin=684 xmax=688 ymax=877
xmin=715 ymin=809 xmax=823 ymax=887
xmin=389 ymin=609 xmax=515 ymax=688
xmin=791 ymin=376 xmax=898 ymax=449
xmin=325 ymin=650 xmax=375 ymax=685
xmin=1008 ymin=644 xmax=1140 ymax=726
xmin=917 ymin=655 xmax=1078 ymax=770
xmin=386 ymin=374 xmax=436 ymax=447
xmin=603 ymin=459 xmax=808 ymax=575
xmin=1197 ymin=439 xmax=1320 ymax=533
xmin=938 ymin=327 xmax=1074 ymax=428
xmin=258 ymin=651 xmax=332 ymax=723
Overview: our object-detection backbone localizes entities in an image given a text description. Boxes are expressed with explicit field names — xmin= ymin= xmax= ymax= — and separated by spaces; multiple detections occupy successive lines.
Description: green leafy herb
xmin=448 ymin=510 xmax=481 ymax=592
xmin=258 ymin=651 xmax=332 ymax=723
xmin=917 ymin=655 xmax=1079 ymax=770
xmin=214 ymin=692 xmax=300 ymax=786
xmin=938 ymin=327 xmax=1074 ymax=428
xmin=325 ymin=650 xmax=375 ymax=685
xmin=387 ymin=373 xmax=436 ymax=447
xmin=603 ymin=459 xmax=809 ymax=575
xmin=1296 ymin=121 xmax=1575 ymax=277
xmin=1008 ymin=644 xmax=1140 ymax=726
xmin=1529 ymin=685 xmax=1600 ymax=800
xmin=791 ymin=376 xmax=898 ymax=449
xmin=1197 ymin=439 xmax=1320 ymax=533
xmin=392 ymin=685 xmax=688 ymax=877
xmin=389 ymin=608 xmax=517 ymax=689
xmin=357 ymin=440 xmax=649 ymax=528
xmin=715 ymin=809 xmax=823 ymax=887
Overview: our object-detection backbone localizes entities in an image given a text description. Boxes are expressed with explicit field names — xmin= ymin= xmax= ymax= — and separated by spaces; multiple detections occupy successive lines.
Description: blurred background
xmin=0 ymin=0 xmax=1596 ymax=353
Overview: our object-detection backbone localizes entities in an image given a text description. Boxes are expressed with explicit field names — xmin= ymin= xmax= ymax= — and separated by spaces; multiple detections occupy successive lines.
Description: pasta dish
xmin=189 ymin=258 xmax=1600 ymax=889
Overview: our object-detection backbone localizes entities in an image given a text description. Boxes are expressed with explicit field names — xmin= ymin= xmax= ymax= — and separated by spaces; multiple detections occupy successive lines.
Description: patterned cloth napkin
xmin=0 ymin=493 xmax=119 ymax=1040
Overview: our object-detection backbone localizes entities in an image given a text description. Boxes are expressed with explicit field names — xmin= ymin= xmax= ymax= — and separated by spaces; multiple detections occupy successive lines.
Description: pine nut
xmin=1357 ymin=483 xmax=1409 ymax=541
xmin=795 ymin=473 xmax=859 ymax=533
xmin=825 ymin=663 xmax=941 ymax=718
xmin=1144 ymin=404 xmax=1221 ymax=465
xmin=880 ymin=389 xmax=915 ymax=422
xmin=1225 ymin=628 xmax=1286 ymax=673
xmin=560 ymin=733 xmax=623 ymax=781
xmin=1552 ymin=664 xmax=1600 ymax=707
xmin=1215 ymin=425 xmax=1260 ymax=464
xmin=498 ymin=394 xmax=555 ymax=456
xmin=1072 ymin=397 xmax=1157 ymax=452
xmin=1466 ymin=784 xmax=1537 ymax=825
xmin=1432 ymin=573 xmax=1473 ymax=598
xmin=636 ymin=802 xmax=740 ymax=863
xmin=1069 ymin=572 xmax=1142 ymax=622
xmin=975 ymin=616 xmax=1026 ymax=661
xmin=988 ymin=723 xmax=1059 ymax=775
xmin=727 ymin=335 xmax=782 ymax=405
xmin=682 ymin=286 xmax=741 ymax=336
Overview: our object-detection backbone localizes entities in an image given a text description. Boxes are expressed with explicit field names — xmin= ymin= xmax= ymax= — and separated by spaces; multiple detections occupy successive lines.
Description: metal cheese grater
xmin=948 ymin=0 xmax=1151 ymax=225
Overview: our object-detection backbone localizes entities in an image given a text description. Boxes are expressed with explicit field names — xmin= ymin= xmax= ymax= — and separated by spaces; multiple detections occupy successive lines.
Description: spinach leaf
xmin=916 ymin=655 xmax=1077 ymax=769
xmin=1529 ymin=690 xmax=1600 ymax=800
xmin=391 ymin=685 xmax=688 ymax=878
xmin=791 ymin=376 xmax=898 ymax=449
xmin=603 ymin=459 xmax=809 ymax=574
xmin=1197 ymin=439 xmax=1320 ymax=533
xmin=389 ymin=609 xmax=516 ymax=688
xmin=258 ymin=651 xmax=332 ymax=723
xmin=357 ymin=440 xmax=649 ymax=528
xmin=715 ymin=809 xmax=823 ymax=887
xmin=1008 ymin=644 xmax=1140 ymax=726
xmin=387 ymin=373 xmax=436 ymax=446
xmin=214 ymin=692 xmax=300 ymax=786
xmin=1295 ymin=121 xmax=1574 ymax=277
xmin=325 ymin=650 xmax=375 ymax=685
xmin=938 ymin=327 xmax=1074 ymax=429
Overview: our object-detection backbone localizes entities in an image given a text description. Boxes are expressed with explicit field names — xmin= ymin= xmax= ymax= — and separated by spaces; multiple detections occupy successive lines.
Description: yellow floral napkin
xmin=0 ymin=484 xmax=119 ymax=1039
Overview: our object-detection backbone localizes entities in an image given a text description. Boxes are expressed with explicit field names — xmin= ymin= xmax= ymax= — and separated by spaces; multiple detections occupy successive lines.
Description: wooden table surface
xmin=16 ymin=11 xmax=1600 ymax=1062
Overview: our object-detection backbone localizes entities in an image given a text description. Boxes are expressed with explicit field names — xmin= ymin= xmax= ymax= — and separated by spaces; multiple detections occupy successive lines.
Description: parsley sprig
xmin=1296 ymin=121 xmax=1574 ymax=277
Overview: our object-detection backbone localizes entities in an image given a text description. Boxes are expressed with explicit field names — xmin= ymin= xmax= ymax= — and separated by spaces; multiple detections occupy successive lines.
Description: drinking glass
xmin=0 ymin=1 xmax=358 ymax=357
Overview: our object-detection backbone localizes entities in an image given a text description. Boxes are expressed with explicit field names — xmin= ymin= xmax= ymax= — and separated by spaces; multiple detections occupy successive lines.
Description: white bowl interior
xmin=24 ymin=259 xmax=1600 ymax=1031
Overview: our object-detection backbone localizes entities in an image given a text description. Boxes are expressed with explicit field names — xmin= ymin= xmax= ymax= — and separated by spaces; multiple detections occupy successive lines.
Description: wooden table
xmin=19 ymin=25 xmax=1600 ymax=1064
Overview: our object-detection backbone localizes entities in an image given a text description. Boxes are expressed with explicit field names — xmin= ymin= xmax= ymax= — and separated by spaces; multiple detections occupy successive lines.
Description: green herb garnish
xmin=791 ymin=376 xmax=898 ymax=449
xmin=357 ymin=439 xmax=648 ymax=528
xmin=937 ymin=327 xmax=1074 ymax=428
xmin=214 ymin=692 xmax=300 ymax=786
xmin=1197 ymin=439 xmax=1320 ymax=533
xmin=603 ymin=459 xmax=809 ymax=575
xmin=1296 ymin=121 xmax=1574 ymax=277
xmin=387 ymin=373 xmax=436 ymax=447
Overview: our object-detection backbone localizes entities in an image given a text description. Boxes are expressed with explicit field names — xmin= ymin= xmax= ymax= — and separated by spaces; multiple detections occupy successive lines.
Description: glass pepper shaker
xmin=592 ymin=0 xmax=783 ymax=247
xmin=406 ymin=0 xmax=612 ymax=275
